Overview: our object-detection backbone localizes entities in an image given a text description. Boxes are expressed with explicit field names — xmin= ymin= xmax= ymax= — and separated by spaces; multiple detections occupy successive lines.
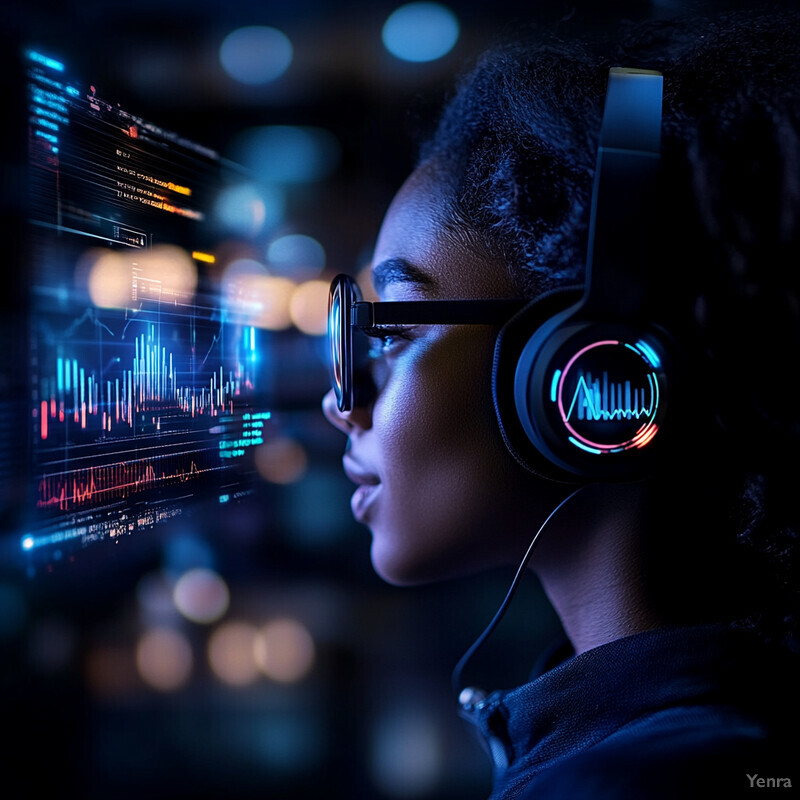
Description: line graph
xmin=36 ymin=317 xmax=258 ymax=440
xmin=563 ymin=372 xmax=656 ymax=423
xmin=21 ymin=47 xmax=273 ymax=563
xmin=37 ymin=450 xmax=214 ymax=512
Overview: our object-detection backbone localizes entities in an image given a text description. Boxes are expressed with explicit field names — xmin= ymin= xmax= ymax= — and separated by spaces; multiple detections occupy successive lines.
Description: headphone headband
xmin=583 ymin=68 xmax=663 ymax=316
xmin=494 ymin=67 xmax=674 ymax=481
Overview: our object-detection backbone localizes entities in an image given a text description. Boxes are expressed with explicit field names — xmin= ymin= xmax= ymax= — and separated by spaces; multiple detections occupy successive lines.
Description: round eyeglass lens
xmin=328 ymin=281 xmax=344 ymax=408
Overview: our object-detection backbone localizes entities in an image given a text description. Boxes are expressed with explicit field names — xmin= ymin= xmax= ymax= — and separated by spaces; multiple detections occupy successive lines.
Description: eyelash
xmin=363 ymin=326 xmax=414 ymax=356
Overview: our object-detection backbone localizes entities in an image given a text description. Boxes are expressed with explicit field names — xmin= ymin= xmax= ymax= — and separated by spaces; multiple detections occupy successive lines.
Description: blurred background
xmin=0 ymin=1 xmax=783 ymax=798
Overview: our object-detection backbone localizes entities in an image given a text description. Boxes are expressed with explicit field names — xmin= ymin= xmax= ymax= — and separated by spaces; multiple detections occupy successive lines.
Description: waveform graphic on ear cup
xmin=564 ymin=373 xmax=656 ymax=423
xmin=553 ymin=339 xmax=663 ymax=455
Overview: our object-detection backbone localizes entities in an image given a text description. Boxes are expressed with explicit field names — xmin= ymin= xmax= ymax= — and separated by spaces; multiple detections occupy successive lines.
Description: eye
xmin=364 ymin=326 xmax=413 ymax=358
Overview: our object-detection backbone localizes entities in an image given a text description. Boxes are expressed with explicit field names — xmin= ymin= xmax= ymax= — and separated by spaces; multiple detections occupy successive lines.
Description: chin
xmin=370 ymin=544 xmax=427 ymax=586
xmin=368 ymin=533 xmax=486 ymax=588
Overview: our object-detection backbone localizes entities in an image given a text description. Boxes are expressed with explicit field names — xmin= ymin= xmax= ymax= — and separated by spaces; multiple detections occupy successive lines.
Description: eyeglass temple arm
xmin=352 ymin=299 xmax=525 ymax=327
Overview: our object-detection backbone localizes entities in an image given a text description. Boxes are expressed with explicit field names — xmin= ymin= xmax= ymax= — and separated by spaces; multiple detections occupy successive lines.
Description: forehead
xmin=371 ymin=161 xmax=515 ymax=300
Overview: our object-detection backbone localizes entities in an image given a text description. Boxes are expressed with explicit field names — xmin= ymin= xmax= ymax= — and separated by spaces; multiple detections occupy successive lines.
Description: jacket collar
xmin=458 ymin=624 xmax=765 ymax=777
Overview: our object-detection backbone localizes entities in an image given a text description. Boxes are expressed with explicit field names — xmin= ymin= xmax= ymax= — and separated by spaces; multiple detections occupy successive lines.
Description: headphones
xmin=492 ymin=68 xmax=678 ymax=483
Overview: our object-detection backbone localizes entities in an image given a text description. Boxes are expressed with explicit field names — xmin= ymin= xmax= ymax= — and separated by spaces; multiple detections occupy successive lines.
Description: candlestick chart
xmin=17 ymin=49 xmax=273 ymax=562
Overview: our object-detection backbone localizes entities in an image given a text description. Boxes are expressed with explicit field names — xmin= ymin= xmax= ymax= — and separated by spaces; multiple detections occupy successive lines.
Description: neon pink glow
xmin=556 ymin=339 xmax=660 ymax=453
xmin=631 ymin=423 xmax=658 ymax=450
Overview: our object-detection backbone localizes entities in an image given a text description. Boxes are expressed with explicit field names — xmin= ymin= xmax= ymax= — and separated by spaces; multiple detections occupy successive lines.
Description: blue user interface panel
xmin=12 ymin=49 xmax=273 ymax=570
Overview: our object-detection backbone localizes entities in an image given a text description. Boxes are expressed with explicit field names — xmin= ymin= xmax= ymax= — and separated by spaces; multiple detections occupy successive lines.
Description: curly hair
xmin=420 ymin=9 xmax=800 ymax=650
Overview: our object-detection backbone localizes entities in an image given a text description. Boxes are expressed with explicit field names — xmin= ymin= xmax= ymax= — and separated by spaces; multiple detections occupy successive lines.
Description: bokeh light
xmin=382 ymin=3 xmax=460 ymax=63
xmin=267 ymin=234 xmax=326 ymax=279
xmin=173 ymin=567 xmax=230 ymax=624
xmin=228 ymin=125 xmax=341 ymax=184
xmin=138 ymin=244 xmax=198 ymax=300
xmin=136 ymin=627 xmax=193 ymax=691
xmin=163 ymin=533 xmax=218 ymax=575
xmin=214 ymin=183 xmax=285 ymax=238
xmin=219 ymin=26 xmax=293 ymax=85
xmin=371 ymin=707 xmax=444 ymax=797
xmin=84 ymin=244 xmax=198 ymax=308
xmin=84 ymin=249 xmax=130 ymax=308
xmin=136 ymin=570 xmax=179 ymax=625
xmin=289 ymin=280 xmax=328 ymax=335
xmin=222 ymin=257 xmax=268 ymax=319
xmin=254 ymin=617 xmax=315 ymax=683
xmin=207 ymin=620 xmax=260 ymax=686
xmin=256 ymin=275 xmax=296 ymax=330
xmin=222 ymin=258 xmax=296 ymax=329
xmin=255 ymin=436 xmax=309 ymax=484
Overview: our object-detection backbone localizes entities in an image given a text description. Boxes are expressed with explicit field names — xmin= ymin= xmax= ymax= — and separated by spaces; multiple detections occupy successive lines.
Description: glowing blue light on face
xmin=382 ymin=2 xmax=460 ymax=63
xmin=219 ymin=26 xmax=293 ymax=85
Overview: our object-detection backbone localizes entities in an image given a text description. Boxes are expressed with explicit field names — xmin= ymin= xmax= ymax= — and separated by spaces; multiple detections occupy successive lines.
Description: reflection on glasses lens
xmin=328 ymin=285 xmax=343 ymax=402
xmin=328 ymin=275 xmax=362 ymax=412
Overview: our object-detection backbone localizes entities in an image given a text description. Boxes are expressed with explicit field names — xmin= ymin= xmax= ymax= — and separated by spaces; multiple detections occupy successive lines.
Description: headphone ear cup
xmin=492 ymin=287 xmax=583 ymax=483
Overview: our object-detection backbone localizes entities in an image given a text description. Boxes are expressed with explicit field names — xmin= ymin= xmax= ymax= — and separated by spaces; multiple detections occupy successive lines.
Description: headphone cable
xmin=451 ymin=484 xmax=587 ymax=703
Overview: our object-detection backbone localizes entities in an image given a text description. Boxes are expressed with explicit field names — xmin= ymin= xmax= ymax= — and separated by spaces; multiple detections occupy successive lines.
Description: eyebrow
xmin=371 ymin=257 xmax=437 ymax=293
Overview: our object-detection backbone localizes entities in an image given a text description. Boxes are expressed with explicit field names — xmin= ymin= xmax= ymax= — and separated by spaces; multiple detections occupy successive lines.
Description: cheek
xmin=377 ymin=327 xmax=494 ymax=469
xmin=369 ymin=327 xmax=522 ymax=580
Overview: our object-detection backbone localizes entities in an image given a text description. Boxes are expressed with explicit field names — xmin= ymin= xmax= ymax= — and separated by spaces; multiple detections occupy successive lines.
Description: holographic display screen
xmin=21 ymin=49 xmax=269 ymax=565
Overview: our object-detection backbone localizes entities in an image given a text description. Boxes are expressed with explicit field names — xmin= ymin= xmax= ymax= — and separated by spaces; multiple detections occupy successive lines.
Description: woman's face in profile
xmin=323 ymin=161 xmax=560 ymax=585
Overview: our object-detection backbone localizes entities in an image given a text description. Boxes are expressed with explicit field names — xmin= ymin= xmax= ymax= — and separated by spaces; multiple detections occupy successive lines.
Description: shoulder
xmin=516 ymin=708 xmax=791 ymax=800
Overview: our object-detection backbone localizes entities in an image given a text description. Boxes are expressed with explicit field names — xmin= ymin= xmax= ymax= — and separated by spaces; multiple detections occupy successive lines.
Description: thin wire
xmin=451 ymin=484 xmax=588 ymax=700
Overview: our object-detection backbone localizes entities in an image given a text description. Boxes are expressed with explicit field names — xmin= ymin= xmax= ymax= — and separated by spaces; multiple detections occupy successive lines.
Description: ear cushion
xmin=492 ymin=286 xmax=583 ymax=483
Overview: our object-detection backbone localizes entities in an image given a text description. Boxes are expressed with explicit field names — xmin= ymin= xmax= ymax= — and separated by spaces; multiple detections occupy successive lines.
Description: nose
xmin=322 ymin=388 xmax=373 ymax=434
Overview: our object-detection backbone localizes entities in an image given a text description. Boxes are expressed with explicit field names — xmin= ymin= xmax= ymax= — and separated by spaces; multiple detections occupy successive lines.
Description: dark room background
xmin=0 ymin=2 xmax=782 ymax=798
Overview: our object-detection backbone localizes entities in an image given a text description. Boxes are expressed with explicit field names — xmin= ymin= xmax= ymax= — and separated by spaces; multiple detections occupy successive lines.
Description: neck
xmin=531 ymin=481 xmax=666 ymax=655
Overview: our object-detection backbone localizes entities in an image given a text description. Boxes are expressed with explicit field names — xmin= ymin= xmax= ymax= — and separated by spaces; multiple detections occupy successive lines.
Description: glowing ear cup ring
xmin=514 ymin=319 xmax=671 ymax=480
xmin=555 ymin=338 xmax=662 ymax=453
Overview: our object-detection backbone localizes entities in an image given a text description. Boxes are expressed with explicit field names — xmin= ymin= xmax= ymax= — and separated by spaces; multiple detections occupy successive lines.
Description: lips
xmin=343 ymin=455 xmax=381 ymax=522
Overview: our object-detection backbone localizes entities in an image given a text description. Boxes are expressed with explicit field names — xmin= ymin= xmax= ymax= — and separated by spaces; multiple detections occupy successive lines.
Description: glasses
xmin=328 ymin=273 xmax=525 ymax=411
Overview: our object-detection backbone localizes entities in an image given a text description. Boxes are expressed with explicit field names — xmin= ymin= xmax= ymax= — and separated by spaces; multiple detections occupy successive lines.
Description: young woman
xmin=324 ymin=9 xmax=799 ymax=798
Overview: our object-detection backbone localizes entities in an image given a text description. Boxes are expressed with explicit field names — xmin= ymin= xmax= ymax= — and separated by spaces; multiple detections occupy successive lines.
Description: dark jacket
xmin=458 ymin=624 xmax=798 ymax=799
